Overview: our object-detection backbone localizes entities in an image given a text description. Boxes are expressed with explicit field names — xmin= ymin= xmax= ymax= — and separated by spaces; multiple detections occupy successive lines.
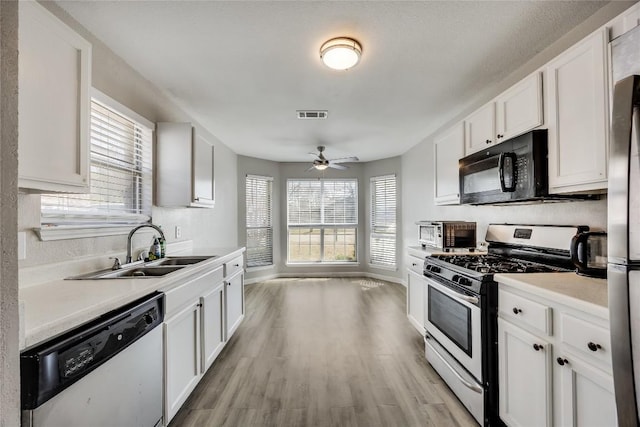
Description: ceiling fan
xmin=306 ymin=146 xmax=359 ymax=171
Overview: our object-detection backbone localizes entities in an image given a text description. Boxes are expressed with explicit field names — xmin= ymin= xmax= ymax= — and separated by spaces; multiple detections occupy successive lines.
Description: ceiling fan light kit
xmin=320 ymin=37 xmax=362 ymax=70
xmin=308 ymin=146 xmax=359 ymax=172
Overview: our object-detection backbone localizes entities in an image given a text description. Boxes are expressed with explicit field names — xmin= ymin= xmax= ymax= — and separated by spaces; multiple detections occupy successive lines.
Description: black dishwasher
xmin=21 ymin=292 xmax=164 ymax=427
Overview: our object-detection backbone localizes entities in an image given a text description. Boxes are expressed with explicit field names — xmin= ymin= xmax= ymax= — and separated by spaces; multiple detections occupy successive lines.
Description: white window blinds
xmin=246 ymin=175 xmax=273 ymax=267
xmin=40 ymin=97 xmax=153 ymax=230
xmin=370 ymin=174 xmax=396 ymax=268
xmin=287 ymin=179 xmax=358 ymax=263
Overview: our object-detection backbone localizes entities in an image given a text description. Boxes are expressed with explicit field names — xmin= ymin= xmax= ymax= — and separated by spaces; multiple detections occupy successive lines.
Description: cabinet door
xmin=192 ymin=134 xmax=215 ymax=207
xmin=18 ymin=1 xmax=91 ymax=193
xmin=156 ymin=122 xmax=194 ymax=207
xmin=498 ymin=318 xmax=552 ymax=427
xmin=406 ymin=270 xmax=425 ymax=334
xmin=495 ymin=72 xmax=543 ymax=142
xmin=464 ymin=103 xmax=496 ymax=155
xmin=555 ymin=352 xmax=617 ymax=427
xmin=164 ymin=301 xmax=201 ymax=424
xmin=225 ymin=272 xmax=245 ymax=339
xmin=201 ymin=282 xmax=225 ymax=372
xmin=433 ymin=122 xmax=463 ymax=205
xmin=545 ymin=29 xmax=608 ymax=194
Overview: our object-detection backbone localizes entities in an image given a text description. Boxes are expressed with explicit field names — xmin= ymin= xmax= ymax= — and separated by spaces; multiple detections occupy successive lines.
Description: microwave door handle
xmin=498 ymin=152 xmax=517 ymax=192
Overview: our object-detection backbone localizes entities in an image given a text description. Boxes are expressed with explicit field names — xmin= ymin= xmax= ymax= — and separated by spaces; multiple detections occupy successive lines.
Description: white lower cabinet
xmin=164 ymin=301 xmax=201 ymax=423
xmin=498 ymin=284 xmax=616 ymax=427
xmin=406 ymin=255 xmax=426 ymax=333
xmin=225 ymin=271 xmax=244 ymax=339
xmin=201 ymin=282 xmax=225 ymax=372
xmin=555 ymin=350 xmax=617 ymax=427
xmin=498 ymin=318 xmax=552 ymax=427
xmin=163 ymin=265 xmax=224 ymax=425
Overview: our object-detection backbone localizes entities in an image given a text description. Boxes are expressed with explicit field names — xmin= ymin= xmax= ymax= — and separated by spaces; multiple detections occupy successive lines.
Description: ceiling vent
xmin=297 ymin=110 xmax=328 ymax=119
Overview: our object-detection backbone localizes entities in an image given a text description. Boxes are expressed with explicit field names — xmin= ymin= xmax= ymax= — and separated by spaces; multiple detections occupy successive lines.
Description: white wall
xmin=0 ymin=2 xmax=20 ymax=425
xmin=17 ymin=2 xmax=238 ymax=268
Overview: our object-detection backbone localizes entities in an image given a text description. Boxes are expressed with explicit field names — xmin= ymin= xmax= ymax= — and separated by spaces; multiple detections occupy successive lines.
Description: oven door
xmin=424 ymin=276 xmax=482 ymax=381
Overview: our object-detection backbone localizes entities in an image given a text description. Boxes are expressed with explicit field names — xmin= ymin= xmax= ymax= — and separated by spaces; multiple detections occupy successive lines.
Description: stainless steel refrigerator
xmin=609 ymin=23 xmax=640 ymax=427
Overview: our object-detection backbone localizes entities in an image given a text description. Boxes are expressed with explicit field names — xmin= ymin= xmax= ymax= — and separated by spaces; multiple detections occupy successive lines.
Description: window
xmin=287 ymin=179 xmax=357 ymax=263
xmin=370 ymin=174 xmax=396 ymax=268
xmin=39 ymin=90 xmax=153 ymax=239
xmin=246 ymin=175 xmax=273 ymax=267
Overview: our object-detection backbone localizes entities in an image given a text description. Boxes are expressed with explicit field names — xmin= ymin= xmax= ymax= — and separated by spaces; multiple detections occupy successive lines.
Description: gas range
xmin=422 ymin=224 xmax=586 ymax=426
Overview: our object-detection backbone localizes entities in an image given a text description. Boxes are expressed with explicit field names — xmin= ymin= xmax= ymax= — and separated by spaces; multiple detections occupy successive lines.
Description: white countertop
xmin=494 ymin=272 xmax=608 ymax=318
xmin=19 ymin=246 xmax=244 ymax=350
xmin=407 ymin=245 xmax=486 ymax=259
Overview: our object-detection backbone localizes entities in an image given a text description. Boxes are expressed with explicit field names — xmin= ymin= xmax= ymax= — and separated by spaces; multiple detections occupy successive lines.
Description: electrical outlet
xmin=175 ymin=226 xmax=182 ymax=239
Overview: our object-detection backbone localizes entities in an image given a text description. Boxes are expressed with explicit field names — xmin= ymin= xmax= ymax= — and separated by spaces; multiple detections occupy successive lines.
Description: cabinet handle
xmin=512 ymin=307 xmax=522 ymax=315
xmin=412 ymin=263 xmax=418 ymax=267
xmin=556 ymin=357 xmax=569 ymax=366
xmin=532 ymin=343 xmax=544 ymax=351
xmin=485 ymin=139 xmax=492 ymax=144
xmin=234 ymin=264 xmax=240 ymax=267
xmin=497 ymin=134 xmax=504 ymax=139
xmin=587 ymin=342 xmax=602 ymax=352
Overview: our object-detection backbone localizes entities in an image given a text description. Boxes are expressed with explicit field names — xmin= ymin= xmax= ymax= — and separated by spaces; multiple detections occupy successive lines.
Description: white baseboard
xmin=244 ymin=271 xmax=407 ymax=287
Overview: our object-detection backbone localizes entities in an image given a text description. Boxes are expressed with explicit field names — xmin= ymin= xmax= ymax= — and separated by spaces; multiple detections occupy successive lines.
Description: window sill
xmin=285 ymin=262 xmax=359 ymax=267
xmin=368 ymin=263 xmax=398 ymax=272
xmin=35 ymin=225 xmax=148 ymax=241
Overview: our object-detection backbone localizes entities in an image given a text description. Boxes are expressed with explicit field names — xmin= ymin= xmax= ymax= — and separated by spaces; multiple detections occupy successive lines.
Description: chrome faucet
xmin=126 ymin=224 xmax=166 ymax=264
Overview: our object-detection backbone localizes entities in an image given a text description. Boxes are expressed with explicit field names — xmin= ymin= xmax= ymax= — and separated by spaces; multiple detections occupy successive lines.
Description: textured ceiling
xmin=55 ymin=1 xmax=609 ymax=162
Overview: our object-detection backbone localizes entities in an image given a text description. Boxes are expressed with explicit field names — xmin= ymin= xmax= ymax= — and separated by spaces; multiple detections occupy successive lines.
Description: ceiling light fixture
xmin=314 ymin=163 xmax=329 ymax=171
xmin=320 ymin=37 xmax=362 ymax=70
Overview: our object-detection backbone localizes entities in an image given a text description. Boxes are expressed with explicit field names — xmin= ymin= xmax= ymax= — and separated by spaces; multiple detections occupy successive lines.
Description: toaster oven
xmin=417 ymin=221 xmax=477 ymax=251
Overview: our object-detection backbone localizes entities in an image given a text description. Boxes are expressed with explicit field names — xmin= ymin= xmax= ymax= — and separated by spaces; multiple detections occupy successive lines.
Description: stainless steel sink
xmin=68 ymin=265 xmax=185 ymax=280
xmin=66 ymin=255 xmax=217 ymax=280
xmin=146 ymin=256 xmax=215 ymax=266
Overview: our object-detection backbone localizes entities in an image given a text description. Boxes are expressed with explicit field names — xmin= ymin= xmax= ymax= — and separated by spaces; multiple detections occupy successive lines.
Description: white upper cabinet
xmin=545 ymin=29 xmax=608 ymax=194
xmin=156 ymin=123 xmax=215 ymax=208
xmin=18 ymin=1 xmax=91 ymax=193
xmin=495 ymin=72 xmax=543 ymax=143
xmin=609 ymin=2 xmax=640 ymax=40
xmin=464 ymin=72 xmax=543 ymax=156
xmin=464 ymin=102 xmax=496 ymax=155
xmin=433 ymin=122 xmax=464 ymax=205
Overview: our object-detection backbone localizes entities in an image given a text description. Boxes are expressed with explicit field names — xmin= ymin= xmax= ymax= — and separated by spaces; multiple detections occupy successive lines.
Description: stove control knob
xmin=458 ymin=277 xmax=471 ymax=287
xmin=430 ymin=266 xmax=441 ymax=274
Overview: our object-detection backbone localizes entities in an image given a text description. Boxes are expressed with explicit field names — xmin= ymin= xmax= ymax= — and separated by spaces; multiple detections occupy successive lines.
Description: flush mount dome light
xmin=320 ymin=37 xmax=362 ymax=70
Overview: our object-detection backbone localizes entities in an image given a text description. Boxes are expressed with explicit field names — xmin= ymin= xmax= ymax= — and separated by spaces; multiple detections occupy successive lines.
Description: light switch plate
xmin=175 ymin=226 xmax=182 ymax=239
xmin=18 ymin=231 xmax=26 ymax=260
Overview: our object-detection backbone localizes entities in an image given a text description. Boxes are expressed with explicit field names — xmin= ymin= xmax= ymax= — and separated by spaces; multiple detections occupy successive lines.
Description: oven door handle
xmin=425 ymin=336 xmax=483 ymax=394
xmin=430 ymin=281 xmax=479 ymax=305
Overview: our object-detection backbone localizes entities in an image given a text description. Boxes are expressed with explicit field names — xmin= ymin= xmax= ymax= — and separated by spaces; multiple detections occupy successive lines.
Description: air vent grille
xmin=297 ymin=110 xmax=328 ymax=119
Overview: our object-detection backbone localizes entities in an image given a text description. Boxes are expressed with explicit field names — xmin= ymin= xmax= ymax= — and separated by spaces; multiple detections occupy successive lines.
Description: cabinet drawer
xmin=499 ymin=289 xmax=552 ymax=336
xmin=407 ymin=256 xmax=424 ymax=275
xmin=224 ymin=255 xmax=244 ymax=277
xmin=560 ymin=313 xmax=611 ymax=369
xmin=164 ymin=266 xmax=223 ymax=316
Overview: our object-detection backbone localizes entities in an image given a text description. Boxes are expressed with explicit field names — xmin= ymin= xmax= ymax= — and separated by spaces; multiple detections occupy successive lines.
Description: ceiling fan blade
xmin=330 ymin=156 xmax=359 ymax=164
xmin=305 ymin=165 xmax=316 ymax=172
xmin=328 ymin=163 xmax=348 ymax=170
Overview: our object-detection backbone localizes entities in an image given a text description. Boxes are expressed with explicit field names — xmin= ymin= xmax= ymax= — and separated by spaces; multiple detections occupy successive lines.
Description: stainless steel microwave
xmin=417 ymin=221 xmax=477 ymax=251
xmin=459 ymin=130 xmax=548 ymax=204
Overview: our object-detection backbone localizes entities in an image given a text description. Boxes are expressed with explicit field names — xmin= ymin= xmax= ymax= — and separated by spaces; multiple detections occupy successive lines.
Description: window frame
xmin=286 ymin=178 xmax=358 ymax=265
xmin=369 ymin=174 xmax=397 ymax=270
xmin=37 ymin=88 xmax=154 ymax=241
xmin=245 ymin=174 xmax=274 ymax=268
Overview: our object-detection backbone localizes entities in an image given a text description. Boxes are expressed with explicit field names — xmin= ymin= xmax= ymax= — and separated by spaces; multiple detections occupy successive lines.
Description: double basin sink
xmin=67 ymin=256 xmax=215 ymax=280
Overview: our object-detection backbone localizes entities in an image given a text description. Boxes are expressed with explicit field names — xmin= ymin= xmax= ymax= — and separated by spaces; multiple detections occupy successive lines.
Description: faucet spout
xmin=126 ymin=224 xmax=166 ymax=264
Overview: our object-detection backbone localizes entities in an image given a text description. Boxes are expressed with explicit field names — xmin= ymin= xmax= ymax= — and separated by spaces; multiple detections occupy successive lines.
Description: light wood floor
xmin=169 ymin=277 xmax=477 ymax=427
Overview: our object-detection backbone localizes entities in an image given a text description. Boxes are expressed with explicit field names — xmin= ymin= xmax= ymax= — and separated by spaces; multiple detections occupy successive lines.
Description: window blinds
xmin=41 ymin=99 xmax=153 ymax=226
xmin=246 ymin=175 xmax=273 ymax=267
xmin=287 ymin=179 xmax=358 ymax=226
xmin=370 ymin=174 xmax=397 ymax=268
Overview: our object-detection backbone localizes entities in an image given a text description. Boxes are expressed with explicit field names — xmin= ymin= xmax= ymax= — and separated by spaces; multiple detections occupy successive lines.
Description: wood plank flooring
xmin=169 ymin=277 xmax=477 ymax=427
